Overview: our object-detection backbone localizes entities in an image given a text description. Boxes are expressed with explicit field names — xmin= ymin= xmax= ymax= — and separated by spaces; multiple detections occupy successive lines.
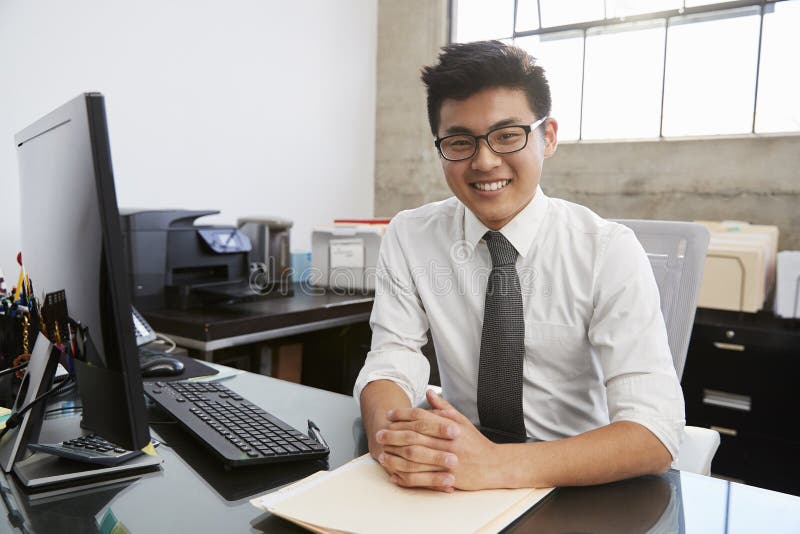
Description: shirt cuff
xmin=606 ymin=372 xmax=686 ymax=460
xmin=353 ymin=349 xmax=431 ymax=409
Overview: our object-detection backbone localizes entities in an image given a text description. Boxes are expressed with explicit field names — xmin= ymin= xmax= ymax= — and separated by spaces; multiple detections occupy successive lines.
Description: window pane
xmin=756 ymin=0 xmax=800 ymax=133
xmin=516 ymin=32 xmax=585 ymax=140
xmin=515 ymin=0 xmax=541 ymax=32
xmin=606 ymin=0 xmax=682 ymax=18
xmin=582 ymin=21 xmax=666 ymax=139
xmin=454 ymin=0 xmax=515 ymax=42
xmin=539 ymin=0 xmax=604 ymax=28
xmin=662 ymin=8 xmax=761 ymax=136
xmin=684 ymin=0 xmax=742 ymax=6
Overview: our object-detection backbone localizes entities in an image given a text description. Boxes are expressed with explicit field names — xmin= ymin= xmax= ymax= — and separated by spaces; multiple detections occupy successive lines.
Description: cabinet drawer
xmin=683 ymin=338 xmax=800 ymax=442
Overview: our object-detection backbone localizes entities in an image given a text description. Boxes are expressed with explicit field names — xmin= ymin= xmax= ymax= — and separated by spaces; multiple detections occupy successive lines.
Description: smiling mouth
xmin=471 ymin=179 xmax=511 ymax=192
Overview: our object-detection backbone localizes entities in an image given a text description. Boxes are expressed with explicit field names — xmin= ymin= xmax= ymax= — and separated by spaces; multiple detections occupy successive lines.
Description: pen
xmin=307 ymin=419 xmax=329 ymax=449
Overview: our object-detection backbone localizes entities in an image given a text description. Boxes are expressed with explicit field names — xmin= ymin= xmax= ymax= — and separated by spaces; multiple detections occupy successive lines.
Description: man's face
xmin=437 ymin=86 xmax=558 ymax=230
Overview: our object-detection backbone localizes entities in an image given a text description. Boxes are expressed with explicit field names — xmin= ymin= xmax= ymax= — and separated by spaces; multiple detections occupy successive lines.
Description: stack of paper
xmin=695 ymin=221 xmax=779 ymax=313
xmin=250 ymin=455 xmax=554 ymax=534
xmin=774 ymin=251 xmax=800 ymax=319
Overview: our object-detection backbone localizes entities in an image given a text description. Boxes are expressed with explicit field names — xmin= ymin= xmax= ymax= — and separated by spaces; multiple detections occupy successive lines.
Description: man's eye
xmin=443 ymin=137 xmax=475 ymax=150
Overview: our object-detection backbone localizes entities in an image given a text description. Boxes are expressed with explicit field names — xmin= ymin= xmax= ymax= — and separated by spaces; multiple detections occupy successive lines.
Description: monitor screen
xmin=15 ymin=93 xmax=150 ymax=451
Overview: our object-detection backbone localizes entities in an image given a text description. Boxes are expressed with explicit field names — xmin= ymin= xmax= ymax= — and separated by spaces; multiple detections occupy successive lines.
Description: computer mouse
xmin=140 ymin=356 xmax=185 ymax=378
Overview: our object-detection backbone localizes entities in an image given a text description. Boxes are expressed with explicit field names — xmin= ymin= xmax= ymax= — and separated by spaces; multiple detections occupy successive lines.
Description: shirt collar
xmin=463 ymin=186 xmax=549 ymax=258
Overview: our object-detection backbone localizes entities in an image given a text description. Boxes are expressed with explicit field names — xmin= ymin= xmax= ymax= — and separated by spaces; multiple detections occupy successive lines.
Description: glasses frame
xmin=434 ymin=116 xmax=549 ymax=161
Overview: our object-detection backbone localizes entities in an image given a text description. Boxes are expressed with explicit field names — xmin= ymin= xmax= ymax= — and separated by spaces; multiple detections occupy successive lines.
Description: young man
xmin=354 ymin=41 xmax=684 ymax=492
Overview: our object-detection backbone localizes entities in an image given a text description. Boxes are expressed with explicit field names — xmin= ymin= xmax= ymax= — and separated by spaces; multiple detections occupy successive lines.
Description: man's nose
xmin=471 ymin=138 xmax=502 ymax=172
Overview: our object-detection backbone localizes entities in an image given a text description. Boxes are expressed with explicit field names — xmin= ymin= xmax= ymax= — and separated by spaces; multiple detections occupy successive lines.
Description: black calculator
xmin=29 ymin=434 xmax=157 ymax=466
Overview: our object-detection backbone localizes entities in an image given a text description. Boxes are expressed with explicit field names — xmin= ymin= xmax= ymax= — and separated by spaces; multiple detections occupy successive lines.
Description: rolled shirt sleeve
xmin=353 ymin=218 xmax=432 ymax=408
xmin=588 ymin=225 xmax=686 ymax=459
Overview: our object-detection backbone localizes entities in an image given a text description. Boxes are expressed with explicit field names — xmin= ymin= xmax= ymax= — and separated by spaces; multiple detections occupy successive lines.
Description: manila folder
xmin=250 ymin=454 xmax=553 ymax=534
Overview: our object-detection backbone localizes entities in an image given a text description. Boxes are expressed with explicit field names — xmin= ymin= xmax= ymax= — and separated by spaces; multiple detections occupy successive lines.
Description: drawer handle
xmin=703 ymin=389 xmax=751 ymax=412
xmin=710 ymin=425 xmax=738 ymax=437
xmin=713 ymin=342 xmax=745 ymax=351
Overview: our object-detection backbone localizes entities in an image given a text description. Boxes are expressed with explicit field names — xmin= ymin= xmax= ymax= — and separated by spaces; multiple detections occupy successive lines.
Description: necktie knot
xmin=484 ymin=231 xmax=518 ymax=266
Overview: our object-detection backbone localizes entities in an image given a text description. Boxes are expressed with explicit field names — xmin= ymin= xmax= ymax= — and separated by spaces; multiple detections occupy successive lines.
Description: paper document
xmin=251 ymin=454 xmax=553 ymax=534
xmin=774 ymin=251 xmax=800 ymax=318
xmin=329 ymin=239 xmax=365 ymax=269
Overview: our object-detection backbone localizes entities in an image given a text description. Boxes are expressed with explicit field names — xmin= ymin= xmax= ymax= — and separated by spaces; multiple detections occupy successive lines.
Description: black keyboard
xmin=143 ymin=381 xmax=329 ymax=467
xmin=29 ymin=434 xmax=150 ymax=466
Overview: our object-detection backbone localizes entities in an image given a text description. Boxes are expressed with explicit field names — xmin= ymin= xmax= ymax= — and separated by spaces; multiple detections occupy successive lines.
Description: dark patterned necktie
xmin=477 ymin=231 xmax=526 ymax=439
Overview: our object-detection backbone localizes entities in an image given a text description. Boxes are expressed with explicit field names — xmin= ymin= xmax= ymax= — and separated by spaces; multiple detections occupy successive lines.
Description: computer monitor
xmin=14 ymin=93 xmax=149 ymax=452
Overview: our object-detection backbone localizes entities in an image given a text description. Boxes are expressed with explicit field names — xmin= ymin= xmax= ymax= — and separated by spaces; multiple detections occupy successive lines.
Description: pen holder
xmin=0 ymin=309 xmax=41 ymax=407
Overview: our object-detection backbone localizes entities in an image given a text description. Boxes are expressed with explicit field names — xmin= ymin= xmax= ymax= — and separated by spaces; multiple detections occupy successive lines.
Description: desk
xmin=1 ymin=369 xmax=800 ymax=532
xmin=142 ymin=286 xmax=373 ymax=388
xmin=143 ymin=286 xmax=373 ymax=359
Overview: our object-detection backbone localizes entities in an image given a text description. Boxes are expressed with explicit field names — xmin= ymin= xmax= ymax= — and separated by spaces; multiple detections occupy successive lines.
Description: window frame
xmin=449 ymin=0 xmax=792 ymax=140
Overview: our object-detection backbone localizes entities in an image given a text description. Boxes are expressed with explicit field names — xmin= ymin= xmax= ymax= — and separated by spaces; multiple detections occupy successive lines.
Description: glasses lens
xmin=488 ymin=126 xmax=528 ymax=153
xmin=440 ymin=135 xmax=477 ymax=160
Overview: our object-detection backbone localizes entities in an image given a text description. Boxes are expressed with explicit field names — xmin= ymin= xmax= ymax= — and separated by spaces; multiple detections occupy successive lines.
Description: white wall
xmin=0 ymin=0 xmax=377 ymax=272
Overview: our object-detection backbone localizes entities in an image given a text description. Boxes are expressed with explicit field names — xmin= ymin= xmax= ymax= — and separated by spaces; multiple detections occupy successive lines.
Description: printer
xmin=120 ymin=209 xmax=290 ymax=310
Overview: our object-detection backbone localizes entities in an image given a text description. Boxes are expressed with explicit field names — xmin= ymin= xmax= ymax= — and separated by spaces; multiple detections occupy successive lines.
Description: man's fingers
xmin=429 ymin=408 xmax=461 ymax=422
xmin=377 ymin=429 xmax=456 ymax=452
xmin=427 ymin=389 xmax=454 ymax=410
xmin=381 ymin=445 xmax=458 ymax=470
xmin=386 ymin=407 xmax=461 ymax=438
xmin=376 ymin=429 xmax=419 ymax=446
xmin=390 ymin=470 xmax=456 ymax=491
xmin=386 ymin=419 xmax=460 ymax=439
xmin=387 ymin=407 xmax=438 ymax=423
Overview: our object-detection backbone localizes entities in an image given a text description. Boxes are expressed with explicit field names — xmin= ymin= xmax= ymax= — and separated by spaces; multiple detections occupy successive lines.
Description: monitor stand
xmin=0 ymin=333 xmax=58 ymax=473
xmin=0 ymin=333 xmax=162 ymax=495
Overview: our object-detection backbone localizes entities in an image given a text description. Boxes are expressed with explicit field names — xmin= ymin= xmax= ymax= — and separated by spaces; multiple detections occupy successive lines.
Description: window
xmin=452 ymin=0 xmax=799 ymax=140
xmin=516 ymin=32 xmax=584 ymax=140
xmin=663 ymin=8 xmax=761 ymax=136
xmin=755 ymin=0 xmax=800 ymax=133
xmin=453 ymin=0 xmax=514 ymax=43
xmin=582 ymin=21 xmax=666 ymax=139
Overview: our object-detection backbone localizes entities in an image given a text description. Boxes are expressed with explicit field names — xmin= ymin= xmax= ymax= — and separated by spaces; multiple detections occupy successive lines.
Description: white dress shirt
xmin=354 ymin=187 xmax=685 ymax=459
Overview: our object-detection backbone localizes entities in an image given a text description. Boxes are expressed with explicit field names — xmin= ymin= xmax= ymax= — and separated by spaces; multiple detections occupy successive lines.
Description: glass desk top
xmin=1 ymin=370 xmax=799 ymax=533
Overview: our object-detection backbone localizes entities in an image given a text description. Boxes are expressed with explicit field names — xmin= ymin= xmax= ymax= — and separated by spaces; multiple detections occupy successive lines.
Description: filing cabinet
xmin=681 ymin=308 xmax=800 ymax=496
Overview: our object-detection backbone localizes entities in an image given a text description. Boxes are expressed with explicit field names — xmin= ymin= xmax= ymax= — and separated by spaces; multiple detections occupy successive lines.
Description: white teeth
xmin=473 ymin=180 xmax=510 ymax=191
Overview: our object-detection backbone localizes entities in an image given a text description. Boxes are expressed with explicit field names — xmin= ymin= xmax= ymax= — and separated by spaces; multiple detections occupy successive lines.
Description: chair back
xmin=612 ymin=220 xmax=710 ymax=379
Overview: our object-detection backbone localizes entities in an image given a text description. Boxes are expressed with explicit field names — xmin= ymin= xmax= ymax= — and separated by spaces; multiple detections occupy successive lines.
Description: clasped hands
xmin=373 ymin=389 xmax=500 ymax=492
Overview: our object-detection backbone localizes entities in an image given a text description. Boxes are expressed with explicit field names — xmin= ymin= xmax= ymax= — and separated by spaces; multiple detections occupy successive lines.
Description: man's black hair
xmin=421 ymin=40 xmax=552 ymax=136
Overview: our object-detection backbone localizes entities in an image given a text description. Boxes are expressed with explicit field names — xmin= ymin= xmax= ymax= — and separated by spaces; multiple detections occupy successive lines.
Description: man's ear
xmin=543 ymin=118 xmax=559 ymax=158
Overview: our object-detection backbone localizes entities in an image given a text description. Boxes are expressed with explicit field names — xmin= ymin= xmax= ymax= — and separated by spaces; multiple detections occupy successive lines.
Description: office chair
xmin=613 ymin=219 xmax=720 ymax=476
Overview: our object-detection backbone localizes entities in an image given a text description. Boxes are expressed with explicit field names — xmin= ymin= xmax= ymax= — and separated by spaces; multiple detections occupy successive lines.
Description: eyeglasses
xmin=434 ymin=116 xmax=549 ymax=162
